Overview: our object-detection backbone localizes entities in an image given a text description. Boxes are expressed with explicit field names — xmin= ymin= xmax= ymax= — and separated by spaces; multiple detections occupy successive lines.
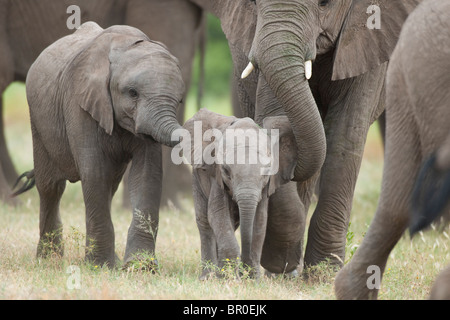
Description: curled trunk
xmin=135 ymin=98 xmax=183 ymax=147
xmin=251 ymin=2 xmax=326 ymax=181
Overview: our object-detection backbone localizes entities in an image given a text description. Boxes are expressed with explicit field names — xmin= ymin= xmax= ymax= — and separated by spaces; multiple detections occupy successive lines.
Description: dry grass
xmin=1 ymin=82 xmax=449 ymax=300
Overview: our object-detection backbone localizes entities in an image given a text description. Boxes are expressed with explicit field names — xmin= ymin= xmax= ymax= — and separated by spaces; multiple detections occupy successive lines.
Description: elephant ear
xmin=66 ymin=25 xmax=116 ymax=135
xmin=183 ymin=108 xmax=237 ymax=171
xmin=332 ymin=0 xmax=420 ymax=81
xmin=263 ymin=116 xmax=298 ymax=196
xmin=217 ymin=0 xmax=257 ymax=54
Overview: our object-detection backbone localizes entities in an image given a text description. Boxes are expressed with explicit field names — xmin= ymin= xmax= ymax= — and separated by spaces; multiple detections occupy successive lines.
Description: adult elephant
xmin=0 ymin=0 xmax=203 ymax=206
xmin=335 ymin=0 xmax=450 ymax=298
xmin=189 ymin=0 xmax=421 ymax=268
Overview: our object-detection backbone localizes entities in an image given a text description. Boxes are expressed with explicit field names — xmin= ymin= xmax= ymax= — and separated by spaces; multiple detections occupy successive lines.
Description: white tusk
xmin=241 ymin=62 xmax=255 ymax=79
xmin=305 ymin=60 xmax=312 ymax=80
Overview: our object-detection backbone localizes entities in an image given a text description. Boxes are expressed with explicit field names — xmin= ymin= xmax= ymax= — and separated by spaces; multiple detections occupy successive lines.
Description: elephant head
xmin=237 ymin=0 xmax=419 ymax=181
xmin=65 ymin=22 xmax=185 ymax=147
xmin=182 ymin=109 xmax=298 ymax=272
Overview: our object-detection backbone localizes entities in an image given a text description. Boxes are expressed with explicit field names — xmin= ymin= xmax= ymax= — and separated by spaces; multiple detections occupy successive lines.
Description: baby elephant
xmin=21 ymin=22 xmax=185 ymax=268
xmin=178 ymin=109 xmax=301 ymax=279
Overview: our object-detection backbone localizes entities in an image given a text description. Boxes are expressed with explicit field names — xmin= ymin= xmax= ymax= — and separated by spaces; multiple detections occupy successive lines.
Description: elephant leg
xmin=31 ymin=134 xmax=66 ymax=257
xmin=0 ymin=97 xmax=18 ymax=186
xmin=247 ymin=194 xmax=268 ymax=278
xmin=262 ymin=182 xmax=306 ymax=274
xmin=0 ymin=41 xmax=18 ymax=204
xmin=36 ymin=177 xmax=66 ymax=258
xmin=82 ymin=174 xmax=118 ymax=268
xmin=192 ymin=174 xmax=217 ymax=279
xmin=207 ymin=182 xmax=240 ymax=271
xmin=123 ymin=140 xmax=162 ymax=267
xmin=78 ymin=147 xmax=125 ymax=267
xmin=335 ymin=87 xmax=421 ymax=299
xmin=198 ymin=222 xmax=218 ymax=279
xmin=0 ymin=165 xmax=14 ymax=206
xmin=304 ymin=63 xmax=388 ymax=268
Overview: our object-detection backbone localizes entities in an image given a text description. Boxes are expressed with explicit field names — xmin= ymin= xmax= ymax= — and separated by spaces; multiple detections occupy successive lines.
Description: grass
xmin=1 ymin=79 xmax=449 ymax=299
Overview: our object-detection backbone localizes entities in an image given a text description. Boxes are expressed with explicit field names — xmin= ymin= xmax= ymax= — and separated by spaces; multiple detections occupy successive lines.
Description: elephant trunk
xmin=235 ymin=188 xmax=260 ymax=268
xmin=135 ymin=96 xmax=183 ymax=148
xmin=249 ymin=2 xmax=326 ymax=181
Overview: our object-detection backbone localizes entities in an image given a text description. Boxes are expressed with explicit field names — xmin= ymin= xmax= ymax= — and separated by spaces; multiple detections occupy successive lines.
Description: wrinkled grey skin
xmin=189 ymin=0 xmax=421 ymax=268
xmin=335 ymin=0 xmax=450 ymax=299
xmin=0 ymin=0 xmax=203 ymax=206
xmin=183 ymin=109 xmax=304 ymax=278
xmin=26 ymin=22 xmax=185 ymax=267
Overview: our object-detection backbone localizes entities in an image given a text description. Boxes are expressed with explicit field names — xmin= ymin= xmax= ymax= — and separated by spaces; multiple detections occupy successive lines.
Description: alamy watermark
xmin=66 ymin=265 xmax=81 ymax=290
xmin=66 ymin=5 xmax=81 ymax=30
xmin=66 ymin=4 xmax=380 ymax=31
xmin=367 ymin=5 xmax=381 ymax=30
xmin=171 ymin=121 xmax=280 ymax=176
xmin=366 ymin=265 xmax=381 ymax=290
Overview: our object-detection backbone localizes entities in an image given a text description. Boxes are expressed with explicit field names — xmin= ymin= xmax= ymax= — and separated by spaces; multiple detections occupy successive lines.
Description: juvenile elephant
xmin=334 ymin=0 xmax=450 ymax=299
xmin=178 ymin=109 xmax=304 ymax=278
xmin=23 ymin=22 xmax=185 ymax=267
xmin=0 ymin=0 xmax=203 ymax=207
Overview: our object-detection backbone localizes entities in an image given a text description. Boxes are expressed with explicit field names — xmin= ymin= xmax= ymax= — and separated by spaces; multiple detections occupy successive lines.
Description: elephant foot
xmin=199 ymin=269 xmax=215 ymax=281
xmin=123 ymin=252 xmax=159 ymax=273
xmin=303 ymin=240 xmax=346 ymax=273
xmin=85 ymin=252 xmax=117 ymax=269
xmin=37 ymin=230 xmax=64 ymax=259
xmin=264 ymin=268 xmax=299 ymax=279
xmin=334 ymin=263 xmax=379 ymax=300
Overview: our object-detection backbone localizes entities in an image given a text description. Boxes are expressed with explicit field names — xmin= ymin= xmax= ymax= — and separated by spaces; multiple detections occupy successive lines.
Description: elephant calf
xmin=177 ymin=109 xmax=305 ymax=279
xmin=19 ymin=22 xmax=185 ymax=267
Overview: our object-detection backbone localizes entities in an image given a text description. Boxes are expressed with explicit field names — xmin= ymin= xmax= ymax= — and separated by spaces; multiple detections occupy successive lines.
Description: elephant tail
xmin=10 ymin=170 xmax=36 ymax=198
xmin=409 ymin=154 xmax=450 ymax=237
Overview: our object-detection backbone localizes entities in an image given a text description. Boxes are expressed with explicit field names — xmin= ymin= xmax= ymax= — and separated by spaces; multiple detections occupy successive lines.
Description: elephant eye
xmin=128 ymin=88 xmax=139 ymax=99
xmin=319 ymin=0 xmax=330 ymax=6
